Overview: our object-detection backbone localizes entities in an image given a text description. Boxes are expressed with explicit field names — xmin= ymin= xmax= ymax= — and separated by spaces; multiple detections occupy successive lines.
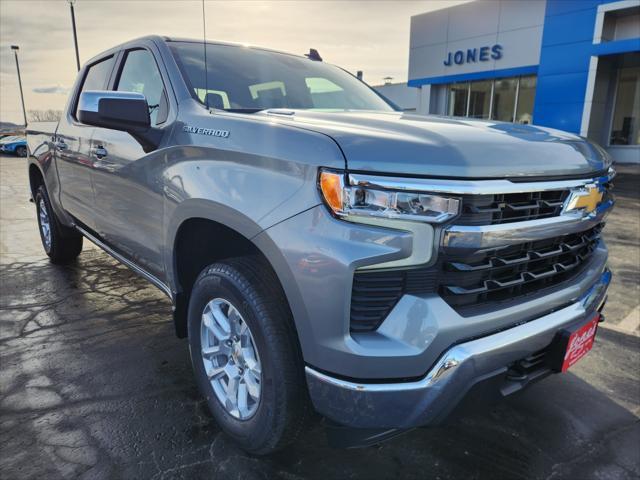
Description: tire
xmin=35 ymin=184 xmax=83 ymax=264
xmin=15 ymin=145 xmax=27 ymax=157
xmin=187 ymin=256 xmax=310 ymax=455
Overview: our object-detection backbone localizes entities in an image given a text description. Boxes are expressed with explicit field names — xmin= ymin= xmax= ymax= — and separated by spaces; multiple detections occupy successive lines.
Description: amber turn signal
xmin=319 ymin=171 xmax=344 ymax=212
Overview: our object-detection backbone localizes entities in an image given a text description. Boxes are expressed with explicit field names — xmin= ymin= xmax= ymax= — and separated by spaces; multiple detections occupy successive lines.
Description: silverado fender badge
xmin=183 ymin=125 xmax=230 ymax=138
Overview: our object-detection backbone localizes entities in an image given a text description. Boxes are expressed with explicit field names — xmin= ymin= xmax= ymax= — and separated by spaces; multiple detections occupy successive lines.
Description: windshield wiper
xmin=220 ymin=108 xmax=264 ymax=114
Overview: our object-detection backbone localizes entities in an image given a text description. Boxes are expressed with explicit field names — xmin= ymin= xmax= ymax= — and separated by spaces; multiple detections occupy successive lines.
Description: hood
xmin=257 ymin=110 xmax=610 ymax=179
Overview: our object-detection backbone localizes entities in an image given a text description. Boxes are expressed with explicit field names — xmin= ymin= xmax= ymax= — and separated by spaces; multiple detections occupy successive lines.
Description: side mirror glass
xmin=78 ymin=90 xmax=161 ymax=152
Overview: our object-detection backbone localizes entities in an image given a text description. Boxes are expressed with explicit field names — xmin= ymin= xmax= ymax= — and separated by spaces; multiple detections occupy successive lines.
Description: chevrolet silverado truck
xmin=26 ymin=35 xmax=614 ymax=454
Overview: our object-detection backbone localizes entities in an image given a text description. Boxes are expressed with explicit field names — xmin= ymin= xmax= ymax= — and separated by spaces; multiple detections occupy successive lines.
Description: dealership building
xmin=375 ymin=0 xmax=640 ymax=163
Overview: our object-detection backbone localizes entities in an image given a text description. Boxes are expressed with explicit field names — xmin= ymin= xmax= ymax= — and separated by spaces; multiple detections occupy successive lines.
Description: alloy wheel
xmin=38 ymin=198 xmax=51 ymax=252
xmin=200 ymin=298 xmax=262 ymax=420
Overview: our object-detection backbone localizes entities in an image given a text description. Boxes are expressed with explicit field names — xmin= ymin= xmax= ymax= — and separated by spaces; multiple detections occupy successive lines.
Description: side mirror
xmin=78 ymin=90 xmax=161 ymax=152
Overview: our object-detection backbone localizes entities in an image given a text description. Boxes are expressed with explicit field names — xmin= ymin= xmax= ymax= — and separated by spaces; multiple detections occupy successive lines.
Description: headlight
xmin=319 ymin=169 xmax=460 ymax=223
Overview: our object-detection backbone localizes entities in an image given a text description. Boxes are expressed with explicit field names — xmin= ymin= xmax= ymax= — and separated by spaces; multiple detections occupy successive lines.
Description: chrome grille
xmin=440 ymin=224 xmax=603 ymax=308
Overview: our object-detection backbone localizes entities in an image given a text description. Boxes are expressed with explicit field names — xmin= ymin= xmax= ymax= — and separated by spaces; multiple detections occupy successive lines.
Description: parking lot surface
xmin=1 ymin=154 xmax=639 ymax=479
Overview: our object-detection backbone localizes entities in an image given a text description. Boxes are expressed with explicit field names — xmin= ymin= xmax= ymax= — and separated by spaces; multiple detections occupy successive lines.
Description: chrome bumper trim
xmin=306 ymin=269 xmax=611 ymax=428
xmin=442 ymin=197 xmax=614 ymax=250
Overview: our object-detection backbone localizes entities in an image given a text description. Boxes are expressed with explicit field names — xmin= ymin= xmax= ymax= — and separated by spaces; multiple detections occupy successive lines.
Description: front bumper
xmin=306 ymin=268 xmax=611 ymax=429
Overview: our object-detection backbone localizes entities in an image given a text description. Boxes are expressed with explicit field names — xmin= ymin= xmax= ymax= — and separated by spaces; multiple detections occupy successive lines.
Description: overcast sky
xmin=0 ymin=0 xmax=471 ymax=124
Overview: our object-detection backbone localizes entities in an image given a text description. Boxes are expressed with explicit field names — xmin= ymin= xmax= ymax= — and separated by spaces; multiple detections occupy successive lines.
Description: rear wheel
xmin=15 ymin=145 xmax=27 ymax=157
xmin=187 ymin=256 xmax=310 ymax=454
xmin=35 ymin=185 xmax=83 ymax=264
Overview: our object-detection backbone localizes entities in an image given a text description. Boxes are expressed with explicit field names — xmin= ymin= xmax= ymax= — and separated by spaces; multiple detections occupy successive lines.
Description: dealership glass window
xmin=468 ymin=80 xmax=493 ymax=119
xmin=448 ymin=83 xmax=469 ymax=116
xmin=610 ymin=66 xmax=640 ymax=145
xmin=491 ymin=78 xmax=518 ymax=122
xmin=446 ymin=75 xmax=536 ymax=124
xmin=515 ymin=76 xmax=537 ymax=124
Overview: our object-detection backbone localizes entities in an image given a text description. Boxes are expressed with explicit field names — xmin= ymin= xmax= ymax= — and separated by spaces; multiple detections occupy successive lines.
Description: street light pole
xmin=69 ymin=0 xmax=80 ymax=71
xmin=10 ymin=45 xmax=27 ymax=127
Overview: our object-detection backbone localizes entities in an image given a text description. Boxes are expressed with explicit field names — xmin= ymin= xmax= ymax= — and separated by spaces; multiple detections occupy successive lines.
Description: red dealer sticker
xmin=562 ymin=314 xmax=600 ymax=372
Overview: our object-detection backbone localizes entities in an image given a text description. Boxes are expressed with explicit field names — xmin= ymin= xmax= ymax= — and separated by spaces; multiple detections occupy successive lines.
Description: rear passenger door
xmin=56 ymin=55 xmax=116 ymax=228
xmin=90 ymin=46 xmax=172 ymax=278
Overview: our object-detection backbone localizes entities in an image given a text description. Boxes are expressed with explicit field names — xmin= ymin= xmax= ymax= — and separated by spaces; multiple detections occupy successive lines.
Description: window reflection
xmin=516 ymin=76 xmax=537 ymax=124
xmin=610 ymin=66 xmax=640 ymax=146
xmin=469 ymin=80 xmax=492 ymax=119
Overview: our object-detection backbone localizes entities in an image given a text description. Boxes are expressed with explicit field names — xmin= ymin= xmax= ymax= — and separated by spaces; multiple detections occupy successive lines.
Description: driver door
xmin=90 ymin=47 xmax=171 ymax=278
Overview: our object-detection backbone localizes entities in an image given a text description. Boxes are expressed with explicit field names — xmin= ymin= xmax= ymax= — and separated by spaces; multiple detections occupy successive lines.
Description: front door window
xmin=116 ymin=49 xmax=168 ymax=126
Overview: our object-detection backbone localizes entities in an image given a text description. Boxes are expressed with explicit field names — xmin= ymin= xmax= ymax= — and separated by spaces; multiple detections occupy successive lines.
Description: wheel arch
xmin=28 ymin=162 xmax=45 ymax=200
xmin=167 ymin=201 xmax=303 ymax=345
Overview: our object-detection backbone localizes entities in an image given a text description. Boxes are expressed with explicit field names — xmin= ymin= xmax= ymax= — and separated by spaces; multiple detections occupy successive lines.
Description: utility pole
xmin=10 ymin=45 xmax=27 ymax=127
xmin=69 ymin=0 xmax=80 ymax=71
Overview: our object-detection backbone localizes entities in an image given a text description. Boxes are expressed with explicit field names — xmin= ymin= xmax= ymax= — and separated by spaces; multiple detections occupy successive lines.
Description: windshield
xmin=169 ymin=41 xmax=394 ymax=113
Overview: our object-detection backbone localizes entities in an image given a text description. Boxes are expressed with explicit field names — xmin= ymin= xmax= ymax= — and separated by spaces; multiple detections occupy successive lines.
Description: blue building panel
xmin=537 ymin=41 xmax=597 ymax=76
xmin=544 ymin=0 xmax=601 ymax=17
xmin=592 ymin=38 xmax=640 ymax=57
xmin=533 ymin=102 xmax=586 ymax=133
xmin=536 ymin=72 xmax=590 ymax=104
xmin=541 ymin=8 xmax=600 ymax=47
xmin=533 ymin=0 xmax=600 ymax=133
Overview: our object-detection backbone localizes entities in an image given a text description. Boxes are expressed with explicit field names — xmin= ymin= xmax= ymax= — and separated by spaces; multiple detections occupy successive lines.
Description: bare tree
xmin=28 ymin=109 xmax=63 ymax=122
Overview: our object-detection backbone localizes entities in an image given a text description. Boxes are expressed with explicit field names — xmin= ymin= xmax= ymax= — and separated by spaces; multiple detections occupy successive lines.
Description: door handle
xmin=92 ymin=146 xmax=108 ymax=159
xmin=55 ymin=141 xmax=68 ymax=151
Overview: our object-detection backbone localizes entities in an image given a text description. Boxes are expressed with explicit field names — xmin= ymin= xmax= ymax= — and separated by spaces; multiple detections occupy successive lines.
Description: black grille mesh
xmin=457 ymin=190 xmax=570 ymax=226
xmin=350 ymin=269 xmax=438 ymax=332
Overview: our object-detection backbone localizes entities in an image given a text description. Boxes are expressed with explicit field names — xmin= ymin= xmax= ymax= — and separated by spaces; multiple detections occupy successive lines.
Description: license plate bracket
xmin=547 ymin=313 xmax=600 ymax=372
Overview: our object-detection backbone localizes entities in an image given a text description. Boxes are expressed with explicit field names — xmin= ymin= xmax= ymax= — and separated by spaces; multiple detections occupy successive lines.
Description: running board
xmin=74 ymin=224 xmax=174 ymax=301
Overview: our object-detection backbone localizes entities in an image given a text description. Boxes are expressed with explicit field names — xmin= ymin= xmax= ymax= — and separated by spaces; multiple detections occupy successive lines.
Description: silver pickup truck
xmin=27 ymin=35 xmax=614 ymax=454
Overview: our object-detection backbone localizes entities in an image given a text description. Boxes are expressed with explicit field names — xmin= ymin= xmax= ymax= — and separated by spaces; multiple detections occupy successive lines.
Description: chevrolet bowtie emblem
xmin=564 ymin=185 xmax=604 ymax=215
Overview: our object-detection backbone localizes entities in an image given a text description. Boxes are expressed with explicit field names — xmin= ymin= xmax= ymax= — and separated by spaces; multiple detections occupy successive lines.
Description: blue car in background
xmin=0 ymin=136 xmax=28 ymax=157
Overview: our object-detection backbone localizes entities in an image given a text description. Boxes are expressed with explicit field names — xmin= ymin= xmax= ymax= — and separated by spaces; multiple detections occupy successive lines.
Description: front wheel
xmin=187 ymin=257 xmax=310 ymax=455
xmin=15 ymin=145 xmax=27 ymax=157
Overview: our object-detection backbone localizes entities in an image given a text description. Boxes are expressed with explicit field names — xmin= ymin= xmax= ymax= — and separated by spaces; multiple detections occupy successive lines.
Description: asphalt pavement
xmin=1 ymin=154 xmax=638 ymax=479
